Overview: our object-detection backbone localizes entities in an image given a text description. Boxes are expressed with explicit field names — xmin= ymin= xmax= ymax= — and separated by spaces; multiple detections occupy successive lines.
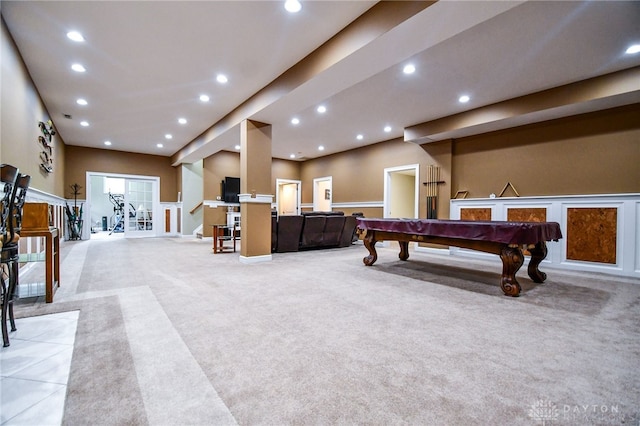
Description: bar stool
xmin=2 ymin=174 xmax=30 ymax=345
xmin=1 ymin=164 xmax=18 ymax=347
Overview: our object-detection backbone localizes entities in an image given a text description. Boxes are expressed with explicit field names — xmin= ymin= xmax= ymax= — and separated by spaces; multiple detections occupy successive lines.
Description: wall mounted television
xmin=222 ymin=177 xmax=240 ymax=203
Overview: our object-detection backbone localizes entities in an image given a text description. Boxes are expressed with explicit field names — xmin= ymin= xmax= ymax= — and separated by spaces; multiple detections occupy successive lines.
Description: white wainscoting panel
xmin=446 ymin=194 xmax=640 ymax=278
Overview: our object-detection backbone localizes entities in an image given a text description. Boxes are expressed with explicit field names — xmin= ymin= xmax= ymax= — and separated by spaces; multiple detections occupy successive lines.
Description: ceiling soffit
xmin=405 ymin=67 xmax=640 ymax=144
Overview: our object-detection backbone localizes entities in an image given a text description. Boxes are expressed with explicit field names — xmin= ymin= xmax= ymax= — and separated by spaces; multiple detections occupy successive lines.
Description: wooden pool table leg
xmin=363 ymin=231 xmax=378 ymax=266
xmin=499 ymin=245 xmax=524 ymax=297
xmin=398 ymin=241 xmax=410 ymax=261
xmin=527 ymin=242 xmax=548 ymax=283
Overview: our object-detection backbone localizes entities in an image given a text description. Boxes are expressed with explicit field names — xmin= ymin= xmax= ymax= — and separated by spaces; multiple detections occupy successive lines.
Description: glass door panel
xmin=125 ymin=179 xmax=155 ymax=236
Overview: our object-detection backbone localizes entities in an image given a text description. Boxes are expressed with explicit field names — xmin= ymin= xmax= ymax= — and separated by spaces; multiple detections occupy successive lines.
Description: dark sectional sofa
xmin=272 ymin=211 xmax=359 ymax=253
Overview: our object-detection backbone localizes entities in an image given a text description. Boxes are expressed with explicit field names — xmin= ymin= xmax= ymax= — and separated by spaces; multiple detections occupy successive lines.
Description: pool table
xmin=356 ymin=218 xmax=563 ymax=297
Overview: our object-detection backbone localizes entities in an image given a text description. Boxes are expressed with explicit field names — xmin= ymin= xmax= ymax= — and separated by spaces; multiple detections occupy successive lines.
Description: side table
xmin=211 ymin=224 xmax=239 ymax=254
xmin=19 ymin=227 xmax=60 ymax=303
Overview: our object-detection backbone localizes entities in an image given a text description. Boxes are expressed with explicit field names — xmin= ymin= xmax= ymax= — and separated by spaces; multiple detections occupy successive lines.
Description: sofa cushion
xmin=300 ymin=216 xmax=325 ymax=248
xmin=322 ymin=215 xmax=345 ymax=246
xmin=339 ymin=216 xmax=358 ymax=247
xmin=276 ymin=215 xmax=304 ymax=252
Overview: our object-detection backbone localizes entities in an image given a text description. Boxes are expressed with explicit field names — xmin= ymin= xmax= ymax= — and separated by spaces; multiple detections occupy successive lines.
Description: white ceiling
xmin=3 ymin=1 xmax=640 ymax=164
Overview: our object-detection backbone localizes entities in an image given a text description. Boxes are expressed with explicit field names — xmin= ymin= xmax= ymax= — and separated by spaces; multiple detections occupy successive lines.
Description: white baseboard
xmin=239 ymin=254 xmax=272 ymax=264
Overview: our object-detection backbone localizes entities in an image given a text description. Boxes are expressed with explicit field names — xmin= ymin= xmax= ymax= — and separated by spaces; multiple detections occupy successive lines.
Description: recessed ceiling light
xmin=318 ymin=145 xmax=325 ymax=151
xmin=289 ymin=153 xmax=296 ymax=159
xmin=317 ymin=105 xmax=327 ymax=113
xmin=284 ymin=0 xmax=302 ymax=13
xmin=459 ymin=95 xmax=470 ymax=103
xmin=80 ymin=121 xmax=89 ymax=127
xmin=199 ymin=94 xmax=210 ymax=102
xmin=626 ymin=44 xmax=640 ymax=54
xmin=384 ymin=126 xmax=391 ymax=133
xmin=403 ymin=64 xmax=416 ymax=74
xmin=104 ymin=141 xmax=112 ymax=146
xmin=71 ymin=63 xmax=86 ymax=72
xmin=178 ymin=118 xmax=187 ymax=124
xmin=67 ymin=31 xmax=85 ymax=42
xmin=291 ymin=117 xmax=300 ymax=125
xmin=157 ymin=143 xmax=163 ymax=148
xmin=165 ymin=134 xmax=172 ymax=139
xmin=76 ymin=98 xmax=88 ymax=106
xmin=216 ymin=74 xmax=228 ymax=84
xmin=234 ymin=145 xmax=241 ymax=150
xmin=356 ymin=134 xmax=364 ymax=140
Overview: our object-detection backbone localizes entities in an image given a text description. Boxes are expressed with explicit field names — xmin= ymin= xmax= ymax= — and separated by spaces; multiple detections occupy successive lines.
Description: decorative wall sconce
xmin=38 ymin=120 xmax=55 ymax=173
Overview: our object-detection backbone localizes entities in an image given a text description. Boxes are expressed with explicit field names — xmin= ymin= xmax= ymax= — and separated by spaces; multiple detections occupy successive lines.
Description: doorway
xmin=276 ymin=179 xmax=301 ymax=215
xmin=86 ymin=172 xmax=160 ymax=239
xmin=383 ymin=164 xmax=419 ymax=219
xmin=313 ymin=176 xmax=332 ymax=212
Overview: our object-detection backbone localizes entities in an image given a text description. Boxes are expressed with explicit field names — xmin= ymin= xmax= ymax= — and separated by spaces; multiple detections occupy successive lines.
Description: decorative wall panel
xmin=567 ymin=207 xmax=617 ymax=264
xmin=460 ymin=208 xmax=491 ymax=221
xmin=450 ymin=194 xmax=639 ymax=278
xmin=507 ymin=208 xmax=547 ymax=255
xmin=507 ymin=208 xmax=547 ymax=222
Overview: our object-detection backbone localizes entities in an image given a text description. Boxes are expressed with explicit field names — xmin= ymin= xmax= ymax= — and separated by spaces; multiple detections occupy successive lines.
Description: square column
xmin=239 ymin=120 xmax=273 ymax=263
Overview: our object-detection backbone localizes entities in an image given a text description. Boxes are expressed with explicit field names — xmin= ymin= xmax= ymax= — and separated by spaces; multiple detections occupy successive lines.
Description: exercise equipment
xmin=108 ymin=193 xmax=135 ymax=234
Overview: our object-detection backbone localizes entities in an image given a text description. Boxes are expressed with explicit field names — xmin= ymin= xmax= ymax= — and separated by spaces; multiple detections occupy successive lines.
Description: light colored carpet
xmin=13 ymin=236 xmax=640 ymax=425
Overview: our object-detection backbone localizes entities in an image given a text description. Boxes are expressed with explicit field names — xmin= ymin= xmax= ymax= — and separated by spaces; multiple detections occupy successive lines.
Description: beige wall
xmin=300 ymin=138 xmax=444 ymax=218
xmin=59 ymin=103 xmax=640 ymax=232
xmin=451 ymin=104 xmax=640 ymax=198
xmin=203 ymin=151 xmax=241 ymax=236
xmin=65 ymin=146 xmax=178 ymax=202
xmin=202 ymin=151 xmax=300 ymax=237
xmin=297 ymin=104 xmax=639 ymax=220
xmin=1 ymin=18 xmax=66 ymax=197
xmin=271 ymin=158 xmax=301 ymax=187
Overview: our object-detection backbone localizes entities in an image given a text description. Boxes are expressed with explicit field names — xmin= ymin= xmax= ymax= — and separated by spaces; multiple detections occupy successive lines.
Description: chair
xmin=1 ymin=171 xmax=29 ymax=346
xmin=2 ymin=172 xmax=30 ymax=346
xmin=1 ymin=164 xmax=18 ymax=347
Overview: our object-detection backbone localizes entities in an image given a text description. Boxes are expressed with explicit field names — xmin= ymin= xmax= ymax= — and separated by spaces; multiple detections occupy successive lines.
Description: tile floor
xmin=0 ymin=311 xmax=79 ymax=425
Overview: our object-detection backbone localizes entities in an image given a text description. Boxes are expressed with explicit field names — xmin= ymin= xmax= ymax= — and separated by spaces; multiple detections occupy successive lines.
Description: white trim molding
xmin=25 ymin=187 xmax=66 ymax=205
xmin=204 ymin=200 xmax=240 ymax=209
xmin=331 ymin=201 xmax=384 ymax=209
xmin=238 ymin=193 xmax=273 ymax=204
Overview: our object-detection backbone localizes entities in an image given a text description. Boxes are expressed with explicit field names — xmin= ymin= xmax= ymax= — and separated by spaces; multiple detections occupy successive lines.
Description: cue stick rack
xmin=423 ymin=165 xmax=445 ymax=219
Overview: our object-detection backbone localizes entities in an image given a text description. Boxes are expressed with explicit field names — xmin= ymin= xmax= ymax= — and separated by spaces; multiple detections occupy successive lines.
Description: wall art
xmin=38 ymin=120 xmax=55 ymax=173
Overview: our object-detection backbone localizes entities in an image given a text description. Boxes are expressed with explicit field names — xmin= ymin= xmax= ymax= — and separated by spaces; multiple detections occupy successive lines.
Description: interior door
xmin=125 ymin=178 xmax=156 ymax=237
xmin=384 ymin=165 xmax=419 ymax=219
xmin=313 ymin=177 xmax=332 ymax=212
xmin=276 ymin=179 xmax=301 ymax=215
xmin=279 ymin=183 xmax=298 ymax=215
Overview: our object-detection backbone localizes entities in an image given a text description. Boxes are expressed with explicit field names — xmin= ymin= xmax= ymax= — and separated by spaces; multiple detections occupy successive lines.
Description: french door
xmin=125 ymin=178 xmax=156 ymax=237
xmin=85 ymin=172 xmax=160 ymax=239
